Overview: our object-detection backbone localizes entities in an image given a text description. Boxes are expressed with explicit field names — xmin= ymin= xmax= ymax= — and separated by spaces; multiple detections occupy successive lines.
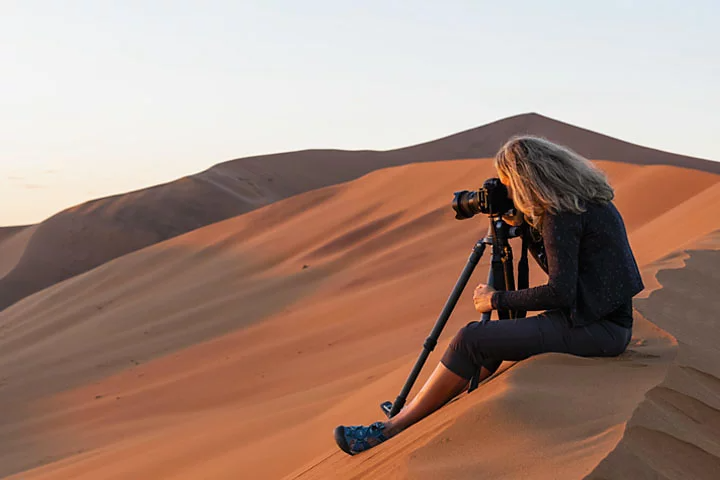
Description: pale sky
xmin=1 ymin=1 xmax=718 ymax=226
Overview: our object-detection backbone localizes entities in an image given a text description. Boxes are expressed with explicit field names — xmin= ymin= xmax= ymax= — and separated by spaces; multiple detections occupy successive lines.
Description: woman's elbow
xmin=550 ymin=284 xmax=575 ymax=308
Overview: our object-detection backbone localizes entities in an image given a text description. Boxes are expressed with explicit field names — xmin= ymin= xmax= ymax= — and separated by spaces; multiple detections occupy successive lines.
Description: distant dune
xmin=0 ymin=225 xmax=30 ymax=243
xmin=1 ymin=156 xmax=718 ymax=479
xmin=0 ymin=225 xmax=36 ymax=280
xmin=1 ymin=113 xmax=718 ymax=312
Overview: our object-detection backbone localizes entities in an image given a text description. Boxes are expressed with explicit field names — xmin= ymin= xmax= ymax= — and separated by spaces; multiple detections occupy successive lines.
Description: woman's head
xmin=494 ymin=135 xmax=614 ymax=228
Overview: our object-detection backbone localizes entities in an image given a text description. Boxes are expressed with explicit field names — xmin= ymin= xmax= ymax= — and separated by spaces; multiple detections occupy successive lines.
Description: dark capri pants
xmin=440 ymin=304 xmax=633 ymax=381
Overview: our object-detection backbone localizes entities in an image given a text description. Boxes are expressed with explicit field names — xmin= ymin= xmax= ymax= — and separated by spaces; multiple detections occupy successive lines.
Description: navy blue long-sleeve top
xmin=491 ymin=200 xmax=644 ymax=327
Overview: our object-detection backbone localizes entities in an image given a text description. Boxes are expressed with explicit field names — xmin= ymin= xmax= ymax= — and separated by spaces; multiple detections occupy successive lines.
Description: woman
xmin=333 ymin=135 xmax=644 ymax=456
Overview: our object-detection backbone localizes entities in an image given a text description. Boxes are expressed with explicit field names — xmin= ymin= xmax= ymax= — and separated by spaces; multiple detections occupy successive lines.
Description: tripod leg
xmin=383 ymin=240 xmax=487 ymax=418
xmin=468 ymin=268 xmax=504 ymax=393
xmin=469 ymin=219 xmax=515 ymax=392
xmin=468 ymin=364 xmax=496 ymax=391
xmin=469 ymin=371 xmax=480 ymax=392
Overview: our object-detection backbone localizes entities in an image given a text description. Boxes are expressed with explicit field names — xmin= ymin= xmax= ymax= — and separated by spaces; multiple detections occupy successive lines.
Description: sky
xmin=1 ymin=1 xmax=718 ymax=226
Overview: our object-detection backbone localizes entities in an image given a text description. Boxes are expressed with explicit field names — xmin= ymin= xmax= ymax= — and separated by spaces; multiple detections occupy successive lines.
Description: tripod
xmin=381 ymin=215 xmax=532 ymax=419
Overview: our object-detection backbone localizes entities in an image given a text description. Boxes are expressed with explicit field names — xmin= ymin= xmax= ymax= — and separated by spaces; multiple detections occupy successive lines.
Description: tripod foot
xmin=468 ymin=371 xmax=480 ymax=393
xmin=380 ymin=401 xmax=393 ymax=418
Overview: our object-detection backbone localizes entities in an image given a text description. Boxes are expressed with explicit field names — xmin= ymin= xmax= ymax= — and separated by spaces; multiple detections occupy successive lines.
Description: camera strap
xmin=514 ymin=225 xmax=531 ymax=319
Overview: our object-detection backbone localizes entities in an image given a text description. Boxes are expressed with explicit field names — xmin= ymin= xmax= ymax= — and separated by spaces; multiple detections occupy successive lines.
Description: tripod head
xmin=480 ymin=215 xmax=526 ymax=319
xmin=483 ymin=215 xmax=523 ymax=245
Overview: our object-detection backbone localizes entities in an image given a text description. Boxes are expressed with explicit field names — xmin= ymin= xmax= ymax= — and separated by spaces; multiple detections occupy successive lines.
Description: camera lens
xmin=452 ymin=190 xmax=482 ymax=219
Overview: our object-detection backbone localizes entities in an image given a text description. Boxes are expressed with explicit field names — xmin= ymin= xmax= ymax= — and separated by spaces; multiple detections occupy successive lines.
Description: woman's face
xmin=498 ymin=171 xmax=514 ymax=201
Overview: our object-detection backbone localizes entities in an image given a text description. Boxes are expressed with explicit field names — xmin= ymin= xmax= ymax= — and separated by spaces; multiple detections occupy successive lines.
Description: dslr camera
xmin=452 ymin=177 xmax=516 ymax=220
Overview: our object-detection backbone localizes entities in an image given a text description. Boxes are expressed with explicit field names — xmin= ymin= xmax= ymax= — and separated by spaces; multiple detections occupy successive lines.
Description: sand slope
xmin=0 ymin=225 xmax=36 ymax=280
xmin=295 ymin=313 xmax=676 ymax=480
xmin=1 ymin=159 xmax=718 ymax=479
xmin=0 ymin=225 xmax=30 ymax=243
xmin=2 ymin=113 xmax=718 ymax=312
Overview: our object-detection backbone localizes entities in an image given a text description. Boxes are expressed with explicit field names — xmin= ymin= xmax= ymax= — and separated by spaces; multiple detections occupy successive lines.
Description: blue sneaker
xmin=334 ymin=422 xmax=388 ymax=455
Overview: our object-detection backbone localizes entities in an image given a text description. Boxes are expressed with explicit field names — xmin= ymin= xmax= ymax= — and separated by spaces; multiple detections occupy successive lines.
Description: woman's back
xmin=572 ymin=200 xmax=644 ymax=325
xmin=492 ymin=200 xmax=644 ymax=327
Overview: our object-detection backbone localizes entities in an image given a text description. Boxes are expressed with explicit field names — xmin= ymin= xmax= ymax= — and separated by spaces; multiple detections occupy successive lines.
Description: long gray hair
xmin=494 ymin=135 xmax=614 ymax=229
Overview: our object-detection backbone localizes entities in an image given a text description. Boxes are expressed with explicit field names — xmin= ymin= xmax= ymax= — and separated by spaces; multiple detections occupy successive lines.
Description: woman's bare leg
xmin=383 ymin=363 xmax=494 ymax=436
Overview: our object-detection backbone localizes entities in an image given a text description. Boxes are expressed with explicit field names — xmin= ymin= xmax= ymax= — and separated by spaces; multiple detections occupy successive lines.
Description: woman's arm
xmin=491 ymin=211 xmax=581 ymax=311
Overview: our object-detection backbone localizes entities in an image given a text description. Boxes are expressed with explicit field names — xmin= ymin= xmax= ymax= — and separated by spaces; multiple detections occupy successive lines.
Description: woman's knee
xmin=449 ymin=321 xmax=483 ymax=353
xmin=441 ymin=322 xmax=485 ymax=380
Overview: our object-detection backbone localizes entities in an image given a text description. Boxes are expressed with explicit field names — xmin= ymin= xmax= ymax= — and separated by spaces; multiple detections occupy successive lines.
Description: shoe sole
xmin=334 ymin=426 xmax=354 ymax=456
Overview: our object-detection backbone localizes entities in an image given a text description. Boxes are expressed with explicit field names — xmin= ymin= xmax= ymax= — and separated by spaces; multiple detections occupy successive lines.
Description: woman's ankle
xmin=382 ymin=420 xmax=404 ymax=438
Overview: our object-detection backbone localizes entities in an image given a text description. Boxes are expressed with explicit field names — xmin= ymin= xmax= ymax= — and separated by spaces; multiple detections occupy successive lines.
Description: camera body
xmin=452 ymin=177 xmax=515 ymax=220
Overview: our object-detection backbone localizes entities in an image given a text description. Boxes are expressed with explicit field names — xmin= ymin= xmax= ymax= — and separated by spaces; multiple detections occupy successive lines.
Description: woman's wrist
xmin=490 ymin=291 xmax=501 ymax=310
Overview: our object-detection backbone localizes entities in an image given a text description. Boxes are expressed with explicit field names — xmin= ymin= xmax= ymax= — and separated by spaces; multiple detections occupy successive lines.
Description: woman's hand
xmin=502 ymin=209 xmax=524 ymax=227
xmin=473 ymin=283 xmax=496 ymax=313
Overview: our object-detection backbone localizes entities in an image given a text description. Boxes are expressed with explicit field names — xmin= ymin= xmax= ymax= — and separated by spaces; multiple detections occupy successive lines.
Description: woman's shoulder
xmin=542 ymin=199 xmax=614 ymax=231
xmin=540 ymin=207 xmax=583 ymax=236
xmin=584 ymin=199 xmax=619 ymax=217
xmin=581 ymin=200 xmax=630 ymax=235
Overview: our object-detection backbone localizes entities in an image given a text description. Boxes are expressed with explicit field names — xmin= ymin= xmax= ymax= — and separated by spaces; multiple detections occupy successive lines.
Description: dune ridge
xmin=2 ymin=113 xmax=718 ymax=312
xmin=587 ymin=230 xmax=720 ymax=479
xmin=1 ymin=158 xmax=718 ymax=479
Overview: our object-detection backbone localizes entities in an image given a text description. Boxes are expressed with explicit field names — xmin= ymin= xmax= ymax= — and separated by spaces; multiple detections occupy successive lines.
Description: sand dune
xmin=295 ymin=313 xmax=677 ymax=480
xmin=391 ymin=114 xmax=719 ymax=174
xmin=588 ymin=230 xmax=720 ymax=479
xmin=0 ymin=225 xmax=36 ymax=280
xmin=0 ymin=225 xmax=29 ymax=243
xmin=1 ymin=157 xmax=718 ymax=479
xmin=0 ymin=174 xmax=275 ymax=312
xmin=2 ymin=113 xmax=718 ymax=312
